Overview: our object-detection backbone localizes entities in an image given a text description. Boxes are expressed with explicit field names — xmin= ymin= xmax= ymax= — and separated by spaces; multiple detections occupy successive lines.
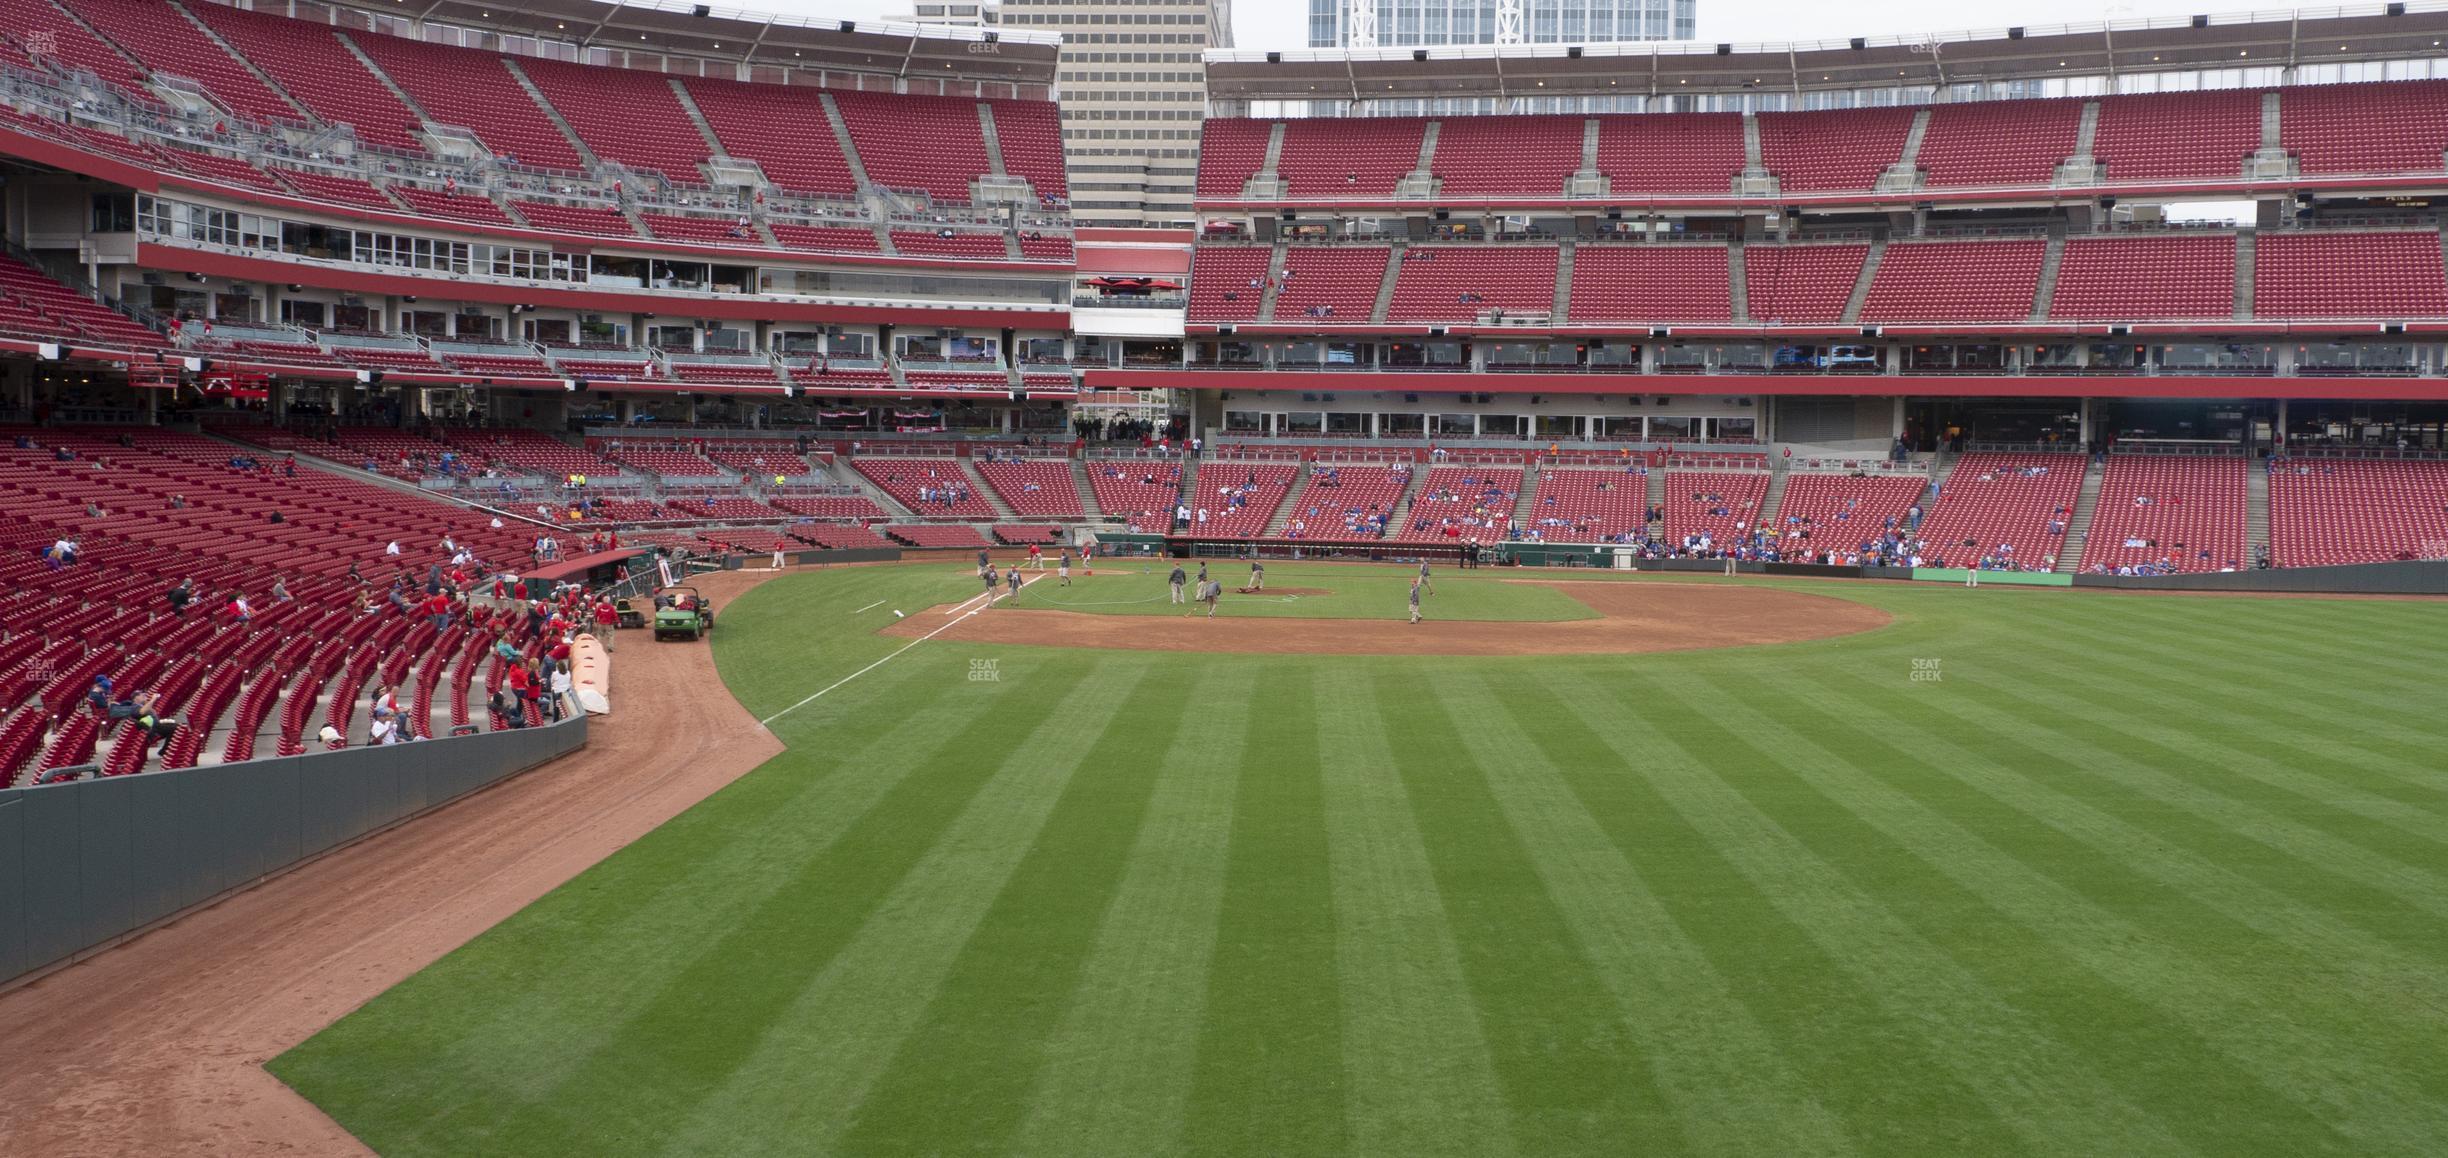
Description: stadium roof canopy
xmin=327 ymin=0 xmax=1059 ymax=85
xmin=1205 ymin=3 xmax=2448 ymax=104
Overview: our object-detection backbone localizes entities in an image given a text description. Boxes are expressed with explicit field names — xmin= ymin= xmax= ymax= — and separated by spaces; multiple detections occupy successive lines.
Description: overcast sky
xmin=789 ymin=0 xmax=2238 ymax=50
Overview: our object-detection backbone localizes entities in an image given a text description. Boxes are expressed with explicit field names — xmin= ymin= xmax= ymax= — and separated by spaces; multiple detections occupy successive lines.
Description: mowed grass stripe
xmin=1377 ymin=667 xmax=1681 ymax=1154
xmin=1779 ymin=669 xmax=2448 ymax=1147
xmin=2023 ymin=618 xmax=2448 ymax=817
xmin=1563 ymin=671 xmax=2193 ymax=1156
xmin=1440 ymin=673 xmax=1856 ymax=1157
xmin=831 ymin=659 xmax=1202 ymax=1153
xmin=1484 ymin=673 xmax=2015 ymax=1156
xmin=1015 ymin=664 xmax=1258 ymax=1158
xmin=273 ymin=650 xmax=1071 ymax=1155
xmin=1692 ymin=667 xmax=2393 ymax=1154
xmin=338 ymin=655 xmax=994 ymax=1108
xmin=654 ymin=658 xmax=1152 ymax=1156
xmin=1903 ymin=669 xmax=2448 ymax=961
xmin=1315 ymin=670 xmax=1516 ymax=1158
xmin=1938 ymin=661 xmax=2448 ymax=922
xmin=1180 ymin=668 xmax=1351 ymax=1157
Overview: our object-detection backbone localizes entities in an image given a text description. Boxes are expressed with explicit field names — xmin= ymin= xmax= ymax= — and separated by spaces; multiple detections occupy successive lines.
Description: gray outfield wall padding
xmin=2073 ymin=559 xmax=2448 ymax=596
xmin=0 ymin=716 xmax=587 ymax=989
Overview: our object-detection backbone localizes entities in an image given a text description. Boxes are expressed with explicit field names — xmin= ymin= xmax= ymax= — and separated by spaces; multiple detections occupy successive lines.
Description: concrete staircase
xmin=1174 ymin=457 xmax=1200 ymax=528
xmin=1388 ymin=462 xmax=1432 ymax=534
xmin=2236 ymin=231 xmax=2258 ymax=320
xmin=1370 ymin=243 xmax=1406 ymax=324
xmin=2030 ymin=231 xmax=2067 ymax=322
xmin=501 ymin=59 xmax=604 ymax=169
xmin=1266 ymin=468 xmax=1315 ymax=534
xmin=1727 ymin=234 xmax=1749 ymax=322
xmin=2247 ymin=460 xmax=2271 ymax=564
xmin=1760 ymin=467 xmax=1793 ymax=527
xmin=976 ymin=103 xmax=1012 ymax=179
xmin=670 ymin=79 xmax=730 ymax=156
xmin=337 ymin=32 xmax=436 ymax=125
xmin=957 ymin=458 xmax=1016 ymax=518
xmin=820 ymin=94 xmax=874 ymax=188
xmin=1552 ymin=241 xmax=1576 ymax=321
xmin=1070 ymin=458 xmax=1102 ymax=516
xmin=168 ymin=1 xmax=312 ymax=121
xmin=2058 ymin=457 xmax=2105 ymax=571
xmin=825 ymin=458 xmax=915 ymax=517
xmin=1842 ymin=239 xmax=1888 ymax=325
xmin=1509 ymin=463 xmax=1540 ymax=537
xmin=1644 ymin=465 xmax=1666 ymax=539
xmin=1258 ymin=241 xmax=1290 ymax=321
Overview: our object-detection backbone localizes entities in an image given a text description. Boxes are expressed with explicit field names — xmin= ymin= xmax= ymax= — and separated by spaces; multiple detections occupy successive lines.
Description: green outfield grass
xmin=1005 ymin=560 xmax=1598 ymax=621
xmin=274 ymin=563 xmax=2448 ymax=1157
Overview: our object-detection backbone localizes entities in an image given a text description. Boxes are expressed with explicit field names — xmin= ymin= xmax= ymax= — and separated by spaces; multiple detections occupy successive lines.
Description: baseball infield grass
xmin=274 ymin=562 xmax=2448 ymax=1157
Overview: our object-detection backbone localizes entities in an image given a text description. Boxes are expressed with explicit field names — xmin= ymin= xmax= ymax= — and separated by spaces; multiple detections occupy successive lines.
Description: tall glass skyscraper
xmin=1307 ymin=0 xmax=1694 ymax=48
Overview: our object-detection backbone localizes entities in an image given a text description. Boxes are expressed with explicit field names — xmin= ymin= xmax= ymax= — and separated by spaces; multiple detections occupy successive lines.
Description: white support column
xmin=1494 ymin=0 xmax=1523 ymax=44
xmin=2077 ymin=397 xmax=2093 ymax=448
xmin=1892 ymin=396 xmax=1906 ymax=439
xmin=1347 ymin=0 xmax=1377 ymax=47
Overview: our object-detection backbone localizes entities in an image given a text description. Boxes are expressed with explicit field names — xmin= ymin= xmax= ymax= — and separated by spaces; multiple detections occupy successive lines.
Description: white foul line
xmin=761 ymin=574 xmax=1039 ymax=729
xmin=850 ymin=600 xmax=885 ymax=615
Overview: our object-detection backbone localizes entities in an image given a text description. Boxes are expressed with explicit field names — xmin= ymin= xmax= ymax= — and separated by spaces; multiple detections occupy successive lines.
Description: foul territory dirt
xmin=0 ymin=569 xmax=784 ymax=1158
xmin=885 ymin=579 xmax=1891 ymax=656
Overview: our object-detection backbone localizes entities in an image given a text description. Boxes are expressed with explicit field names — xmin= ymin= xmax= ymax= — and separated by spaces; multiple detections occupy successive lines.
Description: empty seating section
xmin=1194 ymin=118 xmax=1273 ymax=197
xmin=1397 ymin=467 xmax=1520 ymax=542
xmin=1275 ymin=117 xmax=1424 ymax=197
xmin=434 ymin=428 xmax=608 ymax=477
xmin=0 ymin=255 xmax=164 ymax=350
xmin=1596 ymin=114 xmax=1747 ymax=193
xmin=343 ymin=34 xmax=586 ymax=171
xmin=1916 ymin=453 xmax=2083 ymax=565
xmin=0 ymin=0 xmax=153 ymax=101
xmin=64 ymin=0 xmax=300 ymax=124
xmin=903 ymin=371 xmax=1008 ymax=392
xmin=1859 ymin=240 xmax=2044 ymax=323
xmin=640 ymin=213 xmax=750 ymax=245
xmin=1742 ymin=244 xmax=1868 ymax=323
xmin=792 ymin=524 xmax=893 ymax=550
xmin=668 ymin=362 xmax=782 ymax=389
xmin=2253 ymin=232 xmax=2448 ymax=318
xmin=1280 ymin=466 xmax=1406 ymax=538
xmin=438 ymin=350 xmax=554 ymax=378
xmin=2092 ymin=89 xmax=2261 ymax=180
xmin=391 ymin=185 xmax=516 ymax=226
xmin=1772 ymin=474 xmax=1928 ymax=546
xmin=1386 ymin=246 xmax=1557 ymax=324
xmin=183 ymin=3 xmax=422 ymax=152
xmin=2269 ymin=460 xmax=2448 ymax=566
xmin=974 ymin=459 xmax=1082 ymax=517
xmin=2080 ymin=456 xmax=2247 ymax=572
xmin=156 ymin=146 xmax=283 ymax=193
xmin=994 ymin=525 xmax=1063 ymax=545
xmin=1567 ymin=245 xmax=1730 ymax=322
xmin=2280 ymin=80 xmax=2448 ymax=176
xmin=884 ymin=524 xmax=989 ymax=549
xmin=665 ymin=498 xmax=777 ymax=521
xmin=988 ymin=100 xmax=1069 ymax=200
xmin=605 ymin=446 xmax=722 ymax=477
xmin=1273 ymin=246 xmax=1389 ymax=321
xmin=1433 ymin=115 xmax=1582 ymax=197
xmin=769 ymin=224 xmax=880 ymax=253
xmin=771 ymin=494 xmax=885 ymax=519
xmin=274 ymin=168 xmax=402 ymax=211
xmin=1018 ymin=235 xmax=1073 ymax=262
xmin=517 ymin=58 xmax=707 ymax=181
xmin=696 ymin=444 xmax=813 ymax=477
xmin=891 ymin=231 xmax=1006 ymax=260
xmin=2050 ymin=234 xmax=2235 ymax=321
xmin=1759 ymin=108 xmax=1915 ymax=192
xmin=790 ymin=365 xmax=894 ymax=391
xmin=1188 ymin=246 xmax=1271 ymax=322
xmin=852 ymin=458 xmax=996 ymax=517
xmin=1524 ymin=468 xmax=1647 ymax=541
xmin=1661 ymin=471 xmax=1770 ymax=546
xmin=553 ymin=355 xmax=657 ymax=383
xmin=507 ymin=200 xmax=637 ymax=238
xmin=1087 ymin=462 xmax=1181 ymax=530
xmin=835 ymin=91 xmax=989 ymax=203
xmin=1915 ymin=99 xmax=2080 ymax=187
xmin=332 ymin=345 xmax=444 ymax=372
xmin=1184 ymin=463 xmax=1296 ymax=536
xmin=681 ymin=79 xmax=855 ymax=196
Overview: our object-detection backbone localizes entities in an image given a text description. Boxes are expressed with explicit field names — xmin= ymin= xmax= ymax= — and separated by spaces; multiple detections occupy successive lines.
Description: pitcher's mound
xmin=884 ymin=580 xmax=1888 ymax=657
